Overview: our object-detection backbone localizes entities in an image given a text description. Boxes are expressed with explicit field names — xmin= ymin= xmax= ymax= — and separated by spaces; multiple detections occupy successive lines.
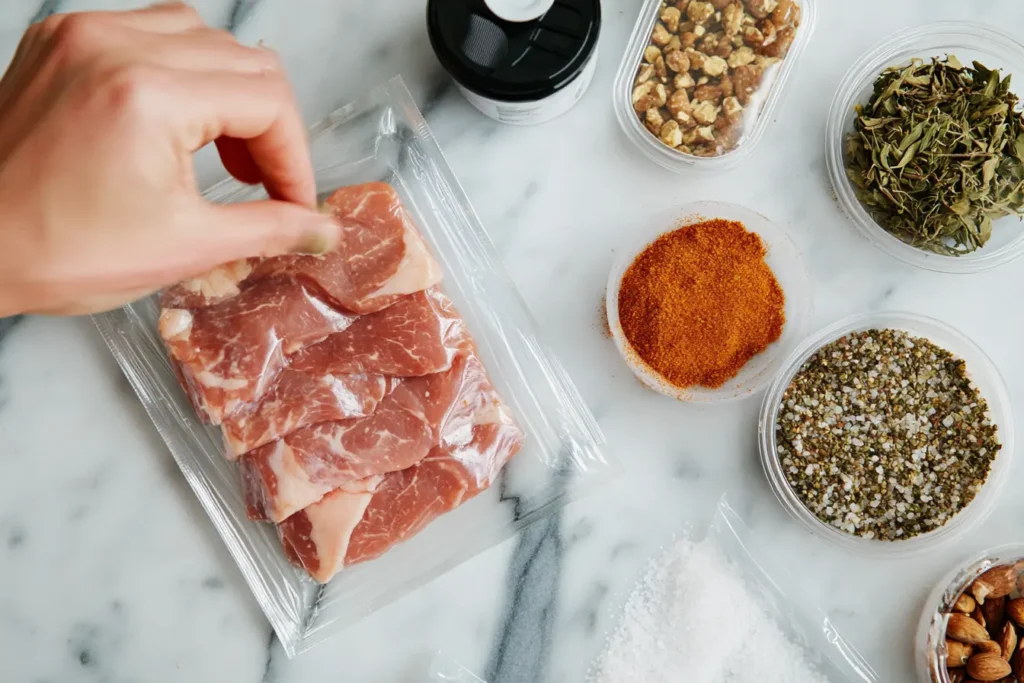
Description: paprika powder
xmin=617 ymin=218 xmax=785 ymax=389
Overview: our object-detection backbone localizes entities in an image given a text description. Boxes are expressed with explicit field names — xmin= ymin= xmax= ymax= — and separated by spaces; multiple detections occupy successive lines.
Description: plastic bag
xmin=426 ymin=499 xmax=877 ymax=683
xmin=93 ymin=76 xmax=609 ymax=657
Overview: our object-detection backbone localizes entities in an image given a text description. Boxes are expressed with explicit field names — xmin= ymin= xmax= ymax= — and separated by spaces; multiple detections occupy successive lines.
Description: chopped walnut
xmin=687 ymin=1 xmax=715 ymax=24
xmin=633 ymin=0 xmax=800 ymax=158
xmin=731 ymin=63 xmax=762 ymax=104
xmin=674 ymin=72 xmax=696 ymax=90
xmin=665 ymin=49 xmax=691 ymax=73
xmin=660 ymin=120 xmax=684 ymax=146
xmin=692 ymin=100 xmax=719 ymax=124
xmin=722 ymin=2 xmax=744 ymax=35
xmin=654 ymin=55 xmax=668 ymax=80
xmin=693 ymin=84 xmax=723 ymax=103
xmin=743 ymin=0 xmax=777 ymax=19
xmin=702 ymin=55 xmax=728 ymax=76
xmin=652 ymin=22 xmax=673 ymax=46
xmin=728 ymin=46 xmax=756 ymax=68
xmin=660 ymin=6 xmax=682 ymax=32
xmin=667 ymin=89 xmax=694 ymax=124
xmin=771 ymin=0 xmax=800 ymax=28
xmin=722 ymin=95 xmax=743 ymax=121
xmin=684 ymin=47 xmax=706 ymax=71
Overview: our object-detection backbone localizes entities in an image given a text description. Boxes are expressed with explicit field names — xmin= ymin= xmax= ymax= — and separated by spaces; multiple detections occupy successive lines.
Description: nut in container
xmin=614 ymin=0 xmax=816 ymax=171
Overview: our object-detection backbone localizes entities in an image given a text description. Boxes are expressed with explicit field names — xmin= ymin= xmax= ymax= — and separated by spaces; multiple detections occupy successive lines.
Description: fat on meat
xmin=161 ymin=182 xmax=442 ymax=314
xmin=161 ymin=287 xmax=463 ymax=425
xmin=221 ymin=371 xmax=398 ymax=459
xmin=241 ymin=352 xmax=488 ymax=523
xmin=278 ymin=402 xmax=523 ymax=583
xmin=159 ymin=278 xmax=358 ymax=424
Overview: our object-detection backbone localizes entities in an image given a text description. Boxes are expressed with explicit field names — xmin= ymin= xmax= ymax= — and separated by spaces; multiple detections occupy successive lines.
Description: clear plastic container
xmin=606 ymin=201 xmax=811 ymax=403
xmin=759 ymin=312 xmax=1015 ymax=558
xmin=826 ymin=23 xmax=1024 ymax=273
xmin=915 ymin=544 xmax=1024 ymax=683
xmin=614 ymin=0 xmax=816 ymax=172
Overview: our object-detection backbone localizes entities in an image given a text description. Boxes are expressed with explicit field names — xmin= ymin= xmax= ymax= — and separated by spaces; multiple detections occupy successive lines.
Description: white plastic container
xmin=606 ymin=201 xmax=811 ymax=404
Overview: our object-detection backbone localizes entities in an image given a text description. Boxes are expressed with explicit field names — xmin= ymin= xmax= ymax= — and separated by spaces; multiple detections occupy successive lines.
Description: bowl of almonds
xmin=614 ymin=0 xmax=816 ymax=171
xmin=918 ymin=546 xmax=1024 ymax=683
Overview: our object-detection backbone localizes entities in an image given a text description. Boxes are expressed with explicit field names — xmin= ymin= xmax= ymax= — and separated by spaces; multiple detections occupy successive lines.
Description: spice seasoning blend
xmin=617 ymin=218 xmax=785 ymax=390
xmin=775 ymin=329 xmax=1000 ymax=541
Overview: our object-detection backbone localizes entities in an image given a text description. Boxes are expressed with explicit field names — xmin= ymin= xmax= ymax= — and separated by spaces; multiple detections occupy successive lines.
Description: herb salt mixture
xmin=776 ymin=329 xmax=1000 ymax=541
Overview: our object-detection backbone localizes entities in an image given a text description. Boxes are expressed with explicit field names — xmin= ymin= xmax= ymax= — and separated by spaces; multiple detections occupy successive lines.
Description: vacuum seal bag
xmin=93 ymin=76 xmax=609 ymax=657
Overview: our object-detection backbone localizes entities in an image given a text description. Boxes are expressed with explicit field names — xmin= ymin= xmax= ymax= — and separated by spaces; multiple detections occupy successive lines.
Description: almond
xmin=956 ymin=593 xmax=978 ymax=614
xmin=999 ymin=622 xmax=1017 ymax=660
xmin=972 ymin=566 xmax=1017 ymax=605
xmin=948 ymin=639 xmax=974 ymax=667
xmin=973 ymin=606 xmax=987 ymax=630
xmin=1006 ymin=598 xmax=1024 ymax=628
xmin=1013 ymin=644 xmax=1024 ymax=680
xmin=982 ymin=596 xmax=1007 ymax=635
xmin=975 ymin=640 xmax=1002 ymax=656
xmin=966 ymin=652 xmax=1010 ymax=680
xmin=947 ymin=668 xmax=965 ymax=683
xmin=949 ymin=613 xmax=991 ymax=644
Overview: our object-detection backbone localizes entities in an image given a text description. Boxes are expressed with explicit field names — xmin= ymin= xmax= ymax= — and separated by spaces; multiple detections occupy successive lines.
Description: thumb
xmin=191 ymin=199 xmax=341 ymax=264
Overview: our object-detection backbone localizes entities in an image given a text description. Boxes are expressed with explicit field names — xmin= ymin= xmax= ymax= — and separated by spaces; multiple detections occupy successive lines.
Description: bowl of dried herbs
xmin=827 ymin=23 xmax=1024 ymax=272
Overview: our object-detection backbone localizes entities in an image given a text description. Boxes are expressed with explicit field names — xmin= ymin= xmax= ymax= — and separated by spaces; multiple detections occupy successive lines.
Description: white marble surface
xmin=2 ymin=0 xmax=1024 ymax=681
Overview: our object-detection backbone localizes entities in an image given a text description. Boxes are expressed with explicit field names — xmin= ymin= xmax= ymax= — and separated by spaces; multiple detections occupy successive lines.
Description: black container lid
xmin=427 ymin=0 xmax=601 ymax=103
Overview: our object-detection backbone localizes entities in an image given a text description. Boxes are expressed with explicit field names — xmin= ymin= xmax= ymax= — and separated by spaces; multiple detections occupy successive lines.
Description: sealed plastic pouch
xmin=93 ymin=76 xmax=609 ymax=657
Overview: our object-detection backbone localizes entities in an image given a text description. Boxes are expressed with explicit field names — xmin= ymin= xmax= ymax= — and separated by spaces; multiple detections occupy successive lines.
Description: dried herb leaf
xmin=845 ymin=55 xmax=1024 ymax=255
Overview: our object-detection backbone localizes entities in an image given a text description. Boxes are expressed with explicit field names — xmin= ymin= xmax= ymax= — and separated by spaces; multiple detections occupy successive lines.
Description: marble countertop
xmin=3 ymin=0 xmax=1024 ymax=681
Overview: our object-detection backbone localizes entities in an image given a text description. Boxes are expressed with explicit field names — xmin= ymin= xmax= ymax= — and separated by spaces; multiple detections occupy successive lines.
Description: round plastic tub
xmin=915 ymin=544 xmax=1024 ymax=683
xmin=759 ymin=312 xmax=1015 ymax=558
xmin=614 ymin=0 xmax=816 ymax=173
xmin=826 ymin=23 xmax=1024 ymax=273
xmin=606 ymin=201 xmax=811 ymax=404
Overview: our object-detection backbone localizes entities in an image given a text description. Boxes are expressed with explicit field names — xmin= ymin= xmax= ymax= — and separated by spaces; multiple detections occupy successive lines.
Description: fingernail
xmin=293 ymin=217 xmax=340 ymax=255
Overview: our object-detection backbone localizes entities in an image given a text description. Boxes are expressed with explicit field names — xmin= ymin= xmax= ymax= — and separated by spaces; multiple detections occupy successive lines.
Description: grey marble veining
xmin=2 ymin=1 xmax=1024 ymax=682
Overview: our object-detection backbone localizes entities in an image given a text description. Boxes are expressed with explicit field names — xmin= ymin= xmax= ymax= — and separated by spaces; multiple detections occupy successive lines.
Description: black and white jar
xmin=427 ymin=0 xmax=601 ymax=126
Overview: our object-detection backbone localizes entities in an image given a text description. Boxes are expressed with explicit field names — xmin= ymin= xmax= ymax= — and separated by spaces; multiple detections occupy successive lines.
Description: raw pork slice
xmin=288 ymin=287 xmax=466 ymax=377
xmin=159 ymin=278 xmax=357 ymax=424
xmin=161 ymin=287 xmax=462 ymax=425
xmin=221 ymin=371 xmax=398 ymax=459
xmin=278 ymin=405 xmax=522 ymax=583
xmin=241 ymin=352 xmax=491 ymax=523
xmin=161 ymin=183 xmax=442 ymax=314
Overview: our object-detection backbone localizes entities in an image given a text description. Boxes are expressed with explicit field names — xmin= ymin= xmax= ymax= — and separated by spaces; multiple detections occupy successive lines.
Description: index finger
xmin=162 ymin=67 xmax=316 ymax=206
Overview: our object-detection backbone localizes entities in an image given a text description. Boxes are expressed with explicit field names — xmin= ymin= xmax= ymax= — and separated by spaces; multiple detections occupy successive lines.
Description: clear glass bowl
xmin=915 ymin=544 xmax=1024 ymax=683
xmin=759 ymin=312 xmax=1015 ymax=557
xmin=613 ymin=0 xmax=816 ymax=173
xmin=606 ymin=201 xmax=811 ymax=404
xmin=826 ymin=22 xmax=1024 ymax=273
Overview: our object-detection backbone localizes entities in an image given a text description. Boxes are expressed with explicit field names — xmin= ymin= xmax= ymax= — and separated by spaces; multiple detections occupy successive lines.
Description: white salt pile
xmin=589 ymin=535 xmax=829 ymax=683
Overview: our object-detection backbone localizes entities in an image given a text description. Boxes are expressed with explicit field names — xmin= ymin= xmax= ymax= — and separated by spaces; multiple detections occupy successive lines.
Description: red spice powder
xmin=617 ymin=218 xmax=785 ymax=389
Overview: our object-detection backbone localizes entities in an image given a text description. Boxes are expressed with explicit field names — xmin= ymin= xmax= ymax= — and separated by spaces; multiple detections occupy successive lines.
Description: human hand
xmin=0 ymin=2 xmax=340 ymax=315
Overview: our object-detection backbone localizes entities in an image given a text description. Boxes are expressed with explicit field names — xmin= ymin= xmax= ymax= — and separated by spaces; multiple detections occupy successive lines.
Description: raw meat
xmin=288 ymin=287 xmax=466 ymax=377
xmin=160 ymin=286 xmax=462 ymax=425
xmin=159 ymin=277 xmax=358 ymax=424
xmin=161 ymin=183 xmax=442 ymax=314
xmin=221 ymin=371 xmax=398 ymax=459
xmin=278 ymin=403 xmax=522 ymax=583
xmin=242 ymin=352 xmax=491 ymax=523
